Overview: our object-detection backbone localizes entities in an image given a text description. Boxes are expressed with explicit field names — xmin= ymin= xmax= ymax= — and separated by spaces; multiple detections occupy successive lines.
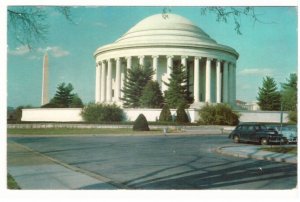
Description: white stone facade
xmin=94 ymin=14 xmax=239 ymax=108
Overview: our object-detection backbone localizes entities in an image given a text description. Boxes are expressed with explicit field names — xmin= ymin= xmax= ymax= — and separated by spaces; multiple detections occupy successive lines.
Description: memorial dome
xmin=115 ymin=13 xmax=217 ymax=46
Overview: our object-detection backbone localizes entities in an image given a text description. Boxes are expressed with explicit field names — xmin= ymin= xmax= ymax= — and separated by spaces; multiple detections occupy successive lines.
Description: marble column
xmin=205 ymin=58 xmax=212 ymax=103
xmin=223 ymin=61 xmax=229 ymax=103
xmin=216 ymin=60 xmax=222 ymax=103
xmin=126 ymin=56 xmax=132 ymax=70
xmin=233 ymin=63 xmax=236 ymax=106
xmin=100 ymin=61 xmax=106 ymax=102
xmin=95 ymin=62 xmax=101 ymax=103
xmin=166 ymin=55 xmax=173 ymax=78
xmin=181 ymin=56 xmax=187 ymax=67
xmin=228 ymin=62 xmax=234 ymax=105
xmin=115 ymin=57 xmax=121 ymax=102
xmin=139 ymin=55 xmax=145 ymax=66
xmin=121 ymin=60 xmax=126 ymax=99
xmin=152 ymin=55 xmax=159 ymax=81
xmin=106 ymin=59 xmax=112 ymax=102
xmin=193 ymin=57 xmax=200 ymax=103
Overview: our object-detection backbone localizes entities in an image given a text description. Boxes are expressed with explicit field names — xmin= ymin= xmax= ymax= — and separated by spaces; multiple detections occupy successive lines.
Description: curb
xmin=215 ymin=145 xmax=297 ymax=164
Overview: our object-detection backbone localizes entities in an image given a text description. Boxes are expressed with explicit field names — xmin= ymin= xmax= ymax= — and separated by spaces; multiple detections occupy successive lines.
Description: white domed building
xmin=94 ymin=13 xmax=239 ymax=108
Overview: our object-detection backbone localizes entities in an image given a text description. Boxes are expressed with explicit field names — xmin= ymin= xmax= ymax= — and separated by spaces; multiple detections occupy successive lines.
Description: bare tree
xmin=163 ymin=7 xmax=272 ymax=35
xmin=200 ymin=7 xmax=270 ymax=35
xmin=7 ymin=6 xmax=72 ymax=49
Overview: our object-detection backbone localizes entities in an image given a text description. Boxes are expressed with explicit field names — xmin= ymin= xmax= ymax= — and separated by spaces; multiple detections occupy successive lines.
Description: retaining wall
xmin=21 ymin=108 xmax=289 ymax=123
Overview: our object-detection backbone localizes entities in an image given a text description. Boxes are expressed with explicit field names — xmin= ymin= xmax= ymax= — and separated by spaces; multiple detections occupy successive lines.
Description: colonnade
xmin=95 ymin=55 xmax=236 ymax=107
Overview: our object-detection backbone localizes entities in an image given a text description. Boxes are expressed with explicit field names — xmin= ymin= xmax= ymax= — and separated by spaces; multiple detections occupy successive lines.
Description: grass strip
xmin=261 ymin=146 xmax=297 ymax=154
xmin=7 ymin=174 xmax=20 ymax=189
xmin=7 ymin=128 xmax=163 ymax=135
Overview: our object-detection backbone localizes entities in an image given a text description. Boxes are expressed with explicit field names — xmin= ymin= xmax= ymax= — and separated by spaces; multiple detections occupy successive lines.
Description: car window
xmin=241 ymin=125 xmax=248 ymax=131
xmin=248 ymin=126 xmax=255 ymax=131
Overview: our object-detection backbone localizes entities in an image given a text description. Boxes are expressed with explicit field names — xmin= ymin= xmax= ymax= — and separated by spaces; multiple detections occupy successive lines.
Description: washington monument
xmin=41 ymin=52 xmax=49 ymax=105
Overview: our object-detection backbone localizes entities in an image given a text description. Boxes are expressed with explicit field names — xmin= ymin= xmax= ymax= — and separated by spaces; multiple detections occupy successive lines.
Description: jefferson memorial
xmin=22 ymin=13 xmax=290 ymax=123
xmin=95 ymin=13 xmax=239 ymax=108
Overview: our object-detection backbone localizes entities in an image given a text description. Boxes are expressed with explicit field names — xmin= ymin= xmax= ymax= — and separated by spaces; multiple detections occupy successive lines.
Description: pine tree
xmin=139 ymin=81 xmax=164 ymax=108
xmin=281 ymin=73 xmax=297 ymax=111
xmin=49 ymin=83 xmax=74 ymax=107
xmin=164 ymin=64 xmax=193 ymax=108
xmin=42 ymin=82 xmax=83 ymax=108
xmin=121 ymin=65 xmax=154 ymax=108
xmin=257 ymin=76 xmax=281 ymax=111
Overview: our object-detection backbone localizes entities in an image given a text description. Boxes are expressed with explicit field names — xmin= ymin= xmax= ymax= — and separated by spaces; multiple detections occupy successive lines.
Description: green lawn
xmin=7 ymin=128 xmax=163 ymax=135
xmin=261 ymin=146 xmax=297 ymax=154
xmin=7 ymin=174 xmax=20 ymax=189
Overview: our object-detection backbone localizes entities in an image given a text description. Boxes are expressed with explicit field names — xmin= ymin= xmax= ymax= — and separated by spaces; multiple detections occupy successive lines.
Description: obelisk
xmin=41 ymin=52 xmax=49 ymax=105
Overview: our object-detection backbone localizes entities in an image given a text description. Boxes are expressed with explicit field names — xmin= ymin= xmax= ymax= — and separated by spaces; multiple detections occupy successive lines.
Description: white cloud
xmin=238 ymin=68 xmax=274 ymax=76
xmin=8 ymin=45 xmax=30 ymax=56
xmin=38 ymin=46 xmax=70 ymax=58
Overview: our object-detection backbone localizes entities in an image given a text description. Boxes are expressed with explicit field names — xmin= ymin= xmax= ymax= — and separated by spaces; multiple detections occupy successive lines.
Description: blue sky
xmin=7 ymin=6 xmax=297 ymax=108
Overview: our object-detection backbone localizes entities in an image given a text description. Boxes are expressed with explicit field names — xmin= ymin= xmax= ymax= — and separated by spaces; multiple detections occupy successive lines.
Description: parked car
xmin=228 ymin=123 xmax=286 ymax=145
xmin=268 ymin=126 xmax=297 ymax=144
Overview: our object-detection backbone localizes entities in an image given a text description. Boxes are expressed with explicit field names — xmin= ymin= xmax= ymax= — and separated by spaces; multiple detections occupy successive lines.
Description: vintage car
xmin=228 ymin=123 xmax=286 ymax=145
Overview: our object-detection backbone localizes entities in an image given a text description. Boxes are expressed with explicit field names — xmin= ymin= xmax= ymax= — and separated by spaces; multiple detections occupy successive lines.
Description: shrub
xmin=81 ymin=103 xmax=124 ymax=123
xmin=199 ymin=103 xmax=239 ymax=125
xmin=159 ymin=104 xmax=172 ymax=122
xmin=198 ymin=104 xmax=216 ymax=125
xmin=133 ymin=114 xmax=150 ymax=131
xmin=288 ymin=110 xmax=297 ymax=124
xmin=176 ymin=104 xmax=190 ymax=123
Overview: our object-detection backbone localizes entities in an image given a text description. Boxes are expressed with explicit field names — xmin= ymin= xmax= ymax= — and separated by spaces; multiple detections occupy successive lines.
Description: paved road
xmin=8 ymin=134 xmax=297 ymax=189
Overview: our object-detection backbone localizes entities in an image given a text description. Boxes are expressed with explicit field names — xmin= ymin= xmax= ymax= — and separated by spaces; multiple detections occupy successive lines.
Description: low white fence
xmin=21 ymin=108 xmax=289 ymax=123
xmin=237 ymin=110 xmax=289 ymax=123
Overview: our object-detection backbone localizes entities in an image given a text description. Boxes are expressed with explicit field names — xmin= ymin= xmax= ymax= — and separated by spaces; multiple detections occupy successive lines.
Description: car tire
xmin=260 ymin=138 xmax=268 ymax=145
xmin=233 ymin=136 xmax=240 ymax=143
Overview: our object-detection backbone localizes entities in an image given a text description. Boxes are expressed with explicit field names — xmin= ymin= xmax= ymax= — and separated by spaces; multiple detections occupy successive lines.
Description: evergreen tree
xmin=49 ymin=82 xmax=74 ymax=107
xmin=70 ymin=93 xmax=84 ymax=108
xmin=121 ymin=65 xmax=154 ymax=108
xmin=257 ymin=76 xmax=281 ymax=111
xmin=139 ymin=81 xmax=164 ymax=108
xmin=42 ymin=82 xmax=83 ymax=108
xmin=159 ymin=104 xmax=172 ymax=122
xmin=164 ymin=64 xmax=193 ymax=108
xmin=281 ymin=73 xmax=297 ymax=111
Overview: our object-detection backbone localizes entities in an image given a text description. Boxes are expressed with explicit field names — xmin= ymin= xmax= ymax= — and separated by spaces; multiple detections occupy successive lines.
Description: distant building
xmin=236 ymin=100 xmax=247 ymax=109
xmin=236 ymin=100 xmax=260 ymax=111
xmin=245 ymin=101 xmax=260 ymax=111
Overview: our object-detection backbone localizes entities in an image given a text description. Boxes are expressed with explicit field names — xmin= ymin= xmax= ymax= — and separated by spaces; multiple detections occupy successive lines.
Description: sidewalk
xmin=216 ymin=145 xmax=297 ymax=164
xmin=7 ymin=141 xmax=119 ymax=189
